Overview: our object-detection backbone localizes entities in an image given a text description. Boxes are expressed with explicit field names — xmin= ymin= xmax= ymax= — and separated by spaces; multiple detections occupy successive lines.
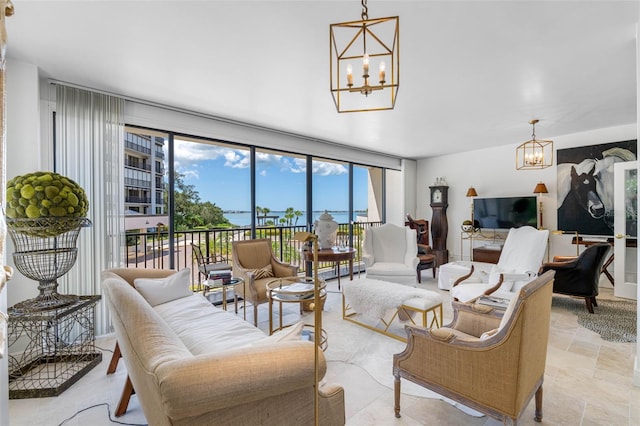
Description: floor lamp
xmin=293 ymin=231 xmax=321 ymax=426
xmin=552 ymin=230 xmax=580 ymax=256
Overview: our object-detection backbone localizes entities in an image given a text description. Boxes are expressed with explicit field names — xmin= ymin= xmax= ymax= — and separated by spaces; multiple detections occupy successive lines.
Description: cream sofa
xmin=102 ymin=268 xmax=345 ymax=426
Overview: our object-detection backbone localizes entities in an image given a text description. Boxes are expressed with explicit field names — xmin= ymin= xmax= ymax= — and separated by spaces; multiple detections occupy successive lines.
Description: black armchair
xmin=539 ymin=243 xmax=612 ymax=313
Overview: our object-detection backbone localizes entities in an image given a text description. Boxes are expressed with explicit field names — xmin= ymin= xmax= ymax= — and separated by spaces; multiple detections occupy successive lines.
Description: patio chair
xmin=231 ymin=239 xmax=298 ymax=326
xmin=191 ymin=242 xmax=231 ymax=287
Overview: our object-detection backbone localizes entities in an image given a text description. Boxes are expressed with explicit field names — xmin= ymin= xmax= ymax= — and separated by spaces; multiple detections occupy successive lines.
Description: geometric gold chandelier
xmin=330 ymin=0 xmax=399 ymax=113
xmin=515 ymin=119 xmax=554 ymax=170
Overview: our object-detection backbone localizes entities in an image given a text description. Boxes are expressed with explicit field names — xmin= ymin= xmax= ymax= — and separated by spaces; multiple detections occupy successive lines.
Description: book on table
xmin=208 ymin=270 xmax=232 ymax=286
xmin=275 ymin=282 xmax=315 ymax=300
xmin=476 ymin=295 xmax=510 ymax=309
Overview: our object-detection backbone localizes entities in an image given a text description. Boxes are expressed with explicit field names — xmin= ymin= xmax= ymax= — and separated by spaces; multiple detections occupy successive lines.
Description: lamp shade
xmin=533 ymin=182 xmax=548 ymax=194
xmin=466 ymin=187 xmax=478 ymax=197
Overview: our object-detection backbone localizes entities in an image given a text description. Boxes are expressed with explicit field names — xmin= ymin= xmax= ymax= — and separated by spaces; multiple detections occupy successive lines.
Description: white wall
xmin=1 ymin=59 xmax=42 ymax=426
xmin=416 ymin=124 xmax=637 ymax=264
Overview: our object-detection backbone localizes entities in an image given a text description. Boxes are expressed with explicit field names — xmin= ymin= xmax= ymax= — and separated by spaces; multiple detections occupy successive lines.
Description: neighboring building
xmin=124 ymin=131 xmax=166 ymax=215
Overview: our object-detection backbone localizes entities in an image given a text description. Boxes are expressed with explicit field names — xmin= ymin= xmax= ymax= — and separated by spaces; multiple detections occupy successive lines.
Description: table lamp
xmin=533 ymin=182 xmax=548 ymax=229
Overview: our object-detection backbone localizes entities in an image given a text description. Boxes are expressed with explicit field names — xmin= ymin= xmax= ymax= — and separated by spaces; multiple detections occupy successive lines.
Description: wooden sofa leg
xmin=115 ymin=376 xmax=135 ymax=417
xmin=585 ymin=297 xmax=594 ymax=314
xmin=107 ymin=341 xmax=122 ymax=374
xmin=534 ymin=385 xmax=543 ymax=422
xmin=394 ymin=376 xmax=401 ymax=418
xmin=417 ymin=269 xmax=422 ymax=284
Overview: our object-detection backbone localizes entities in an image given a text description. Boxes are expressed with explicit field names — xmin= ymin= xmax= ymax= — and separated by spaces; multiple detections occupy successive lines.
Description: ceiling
xmin=6 ymin=1 xmax=639 ymax=160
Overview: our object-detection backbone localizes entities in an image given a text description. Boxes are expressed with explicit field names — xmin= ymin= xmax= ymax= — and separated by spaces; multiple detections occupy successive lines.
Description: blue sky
xmin=171 ymin=139 xmax=369 ymax=212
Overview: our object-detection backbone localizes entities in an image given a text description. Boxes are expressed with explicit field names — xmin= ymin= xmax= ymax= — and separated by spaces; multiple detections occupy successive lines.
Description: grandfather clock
xmin=429 ymin=185 xmax=449 ymax=266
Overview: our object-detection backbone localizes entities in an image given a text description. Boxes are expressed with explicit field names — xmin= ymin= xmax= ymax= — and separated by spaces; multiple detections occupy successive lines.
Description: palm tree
xmin=294 ymin=210 xmax=303 ymax=225
xmin=284 ymin=207 xmax=295 ymax=226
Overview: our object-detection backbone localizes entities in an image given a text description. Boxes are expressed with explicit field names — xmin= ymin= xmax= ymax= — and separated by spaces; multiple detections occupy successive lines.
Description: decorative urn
xmin=313 ymin=210 xmax=338 ymax=250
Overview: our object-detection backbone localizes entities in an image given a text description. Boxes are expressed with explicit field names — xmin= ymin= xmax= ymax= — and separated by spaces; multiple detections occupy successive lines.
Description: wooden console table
xmin=304 ymin=247 xmax=355 ymax=289
xmin=472 ymin=247 xmax=502 ymax=264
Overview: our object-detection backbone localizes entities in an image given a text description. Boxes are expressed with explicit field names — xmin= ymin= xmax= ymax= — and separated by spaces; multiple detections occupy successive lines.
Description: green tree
xmin=200 ymin=201 xmax=228 ymax=227
xmin=170 ymin=172 xmax=229 ymax=229
xmin=284 ymin=207 xmax=295 ymax=226
xmin=294 ymin=210 xmax=303 ymax=225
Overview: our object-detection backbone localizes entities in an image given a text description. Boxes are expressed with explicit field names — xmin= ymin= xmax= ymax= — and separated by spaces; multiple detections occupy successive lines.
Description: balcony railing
xmin=125 ymin=221 xmax=383 ymax=287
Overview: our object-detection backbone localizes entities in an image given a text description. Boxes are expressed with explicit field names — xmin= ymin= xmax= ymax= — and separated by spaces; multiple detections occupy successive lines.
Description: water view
xmin=223 ymin=211 xmax=368 ymax=227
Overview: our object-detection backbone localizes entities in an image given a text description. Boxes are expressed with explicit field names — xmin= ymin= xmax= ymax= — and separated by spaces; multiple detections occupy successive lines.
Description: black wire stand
xmin=6 ymin=217 xmax=91 ymax=312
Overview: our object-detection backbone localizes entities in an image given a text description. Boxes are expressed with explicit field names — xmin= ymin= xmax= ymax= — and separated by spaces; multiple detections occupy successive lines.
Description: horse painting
xmin=557 ymin=146 xmax=636 ymax=235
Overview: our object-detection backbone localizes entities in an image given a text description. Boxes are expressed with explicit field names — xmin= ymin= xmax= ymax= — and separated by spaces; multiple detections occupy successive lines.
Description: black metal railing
xmin=125 ymin=221 xmax=383 ymax=287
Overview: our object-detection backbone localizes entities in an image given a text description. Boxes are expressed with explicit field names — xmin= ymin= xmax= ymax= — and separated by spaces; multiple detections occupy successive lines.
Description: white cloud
xmin=313 ymin=160 xmax=348 ymax=176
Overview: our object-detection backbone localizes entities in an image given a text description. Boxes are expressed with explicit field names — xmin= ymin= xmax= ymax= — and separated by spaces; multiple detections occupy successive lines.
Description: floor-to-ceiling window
xmin=124 ymin=125 xmax=386 ymax=277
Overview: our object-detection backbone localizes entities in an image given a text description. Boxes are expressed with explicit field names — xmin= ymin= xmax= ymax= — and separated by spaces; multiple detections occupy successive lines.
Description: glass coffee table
xmin=203 ymin=276 xmax=246 ymax=320
xmin=266 ymin=277 xmax=327 ymax=350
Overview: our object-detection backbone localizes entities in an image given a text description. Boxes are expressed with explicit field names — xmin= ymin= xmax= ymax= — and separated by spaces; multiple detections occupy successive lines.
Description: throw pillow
xmin=250 ymin=264 xmax=274 ymax=280
xmin=134 ymin=268 xmax=192 ymax=307
xmin=252 ymin=321 xmax=305 ymax=346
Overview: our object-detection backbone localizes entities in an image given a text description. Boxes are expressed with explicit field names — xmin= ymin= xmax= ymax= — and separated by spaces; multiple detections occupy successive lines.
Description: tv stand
xmin=472 ymin=246 xmax=502 ymax=264
xmin=460 ymin=229 xmax=507 ymax=262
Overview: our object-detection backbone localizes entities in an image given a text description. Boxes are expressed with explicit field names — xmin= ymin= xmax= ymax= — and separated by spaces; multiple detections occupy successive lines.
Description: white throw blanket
xmin=343 ymin=278 xmax=434 ymax=320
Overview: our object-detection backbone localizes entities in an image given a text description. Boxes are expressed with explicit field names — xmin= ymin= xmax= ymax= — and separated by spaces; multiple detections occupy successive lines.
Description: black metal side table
xmin=7 ymin=295 xmax=102 ymax=398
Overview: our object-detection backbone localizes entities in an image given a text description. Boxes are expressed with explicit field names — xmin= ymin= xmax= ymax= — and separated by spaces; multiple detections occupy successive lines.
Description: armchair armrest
xmin=158 ymin=341 xmax=320 ymax=419
xmin=362 ymin=254 xmax=374 ymax=268
xmin=271 ymin=258 xmax=298 ymax=277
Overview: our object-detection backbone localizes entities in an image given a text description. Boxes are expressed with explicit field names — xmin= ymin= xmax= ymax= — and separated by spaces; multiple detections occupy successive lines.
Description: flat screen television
xmin=473 ymin=196 xmax=538 ymax=230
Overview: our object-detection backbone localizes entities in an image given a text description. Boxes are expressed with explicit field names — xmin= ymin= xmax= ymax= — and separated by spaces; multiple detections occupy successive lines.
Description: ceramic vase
xmin=314 ymin=210 xmax=338 ymax=250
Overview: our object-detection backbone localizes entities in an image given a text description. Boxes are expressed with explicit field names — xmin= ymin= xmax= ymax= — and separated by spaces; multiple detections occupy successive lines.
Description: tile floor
xmin=8 ymin=274 xmax=639 ymax=426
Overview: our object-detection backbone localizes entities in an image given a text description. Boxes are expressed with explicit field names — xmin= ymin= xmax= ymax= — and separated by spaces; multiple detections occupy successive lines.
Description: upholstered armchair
xmin=451 ymin=226 xmax=549 ymax=302
xmin=363 ymin=223 xmax=419 ymax=285
xmin=405 ymin=217 xmax=436 ymax=283
xmin=232 ymin=239 xmax=298 ymax=325
xmin=539 ymin=242 xmax=611 ymax=313
xmin=394 ymin=270 xmax=555 ymax=424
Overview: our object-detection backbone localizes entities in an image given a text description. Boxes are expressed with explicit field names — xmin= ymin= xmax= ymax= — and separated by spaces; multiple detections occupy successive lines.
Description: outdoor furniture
xmin=231 ymin=239 xmax=299 ymax=326
xmin=539 ymin=242 xmax=611 ymax=313
xmin=191 ymin=242 xmax=231 ymax=286
xmin=393 ymin=270 xmax=555 ymax=424
xmin=450 ymin=226 xmax=549 ymax=302
xmin=362 ymin=223 xmax=419 ymax=285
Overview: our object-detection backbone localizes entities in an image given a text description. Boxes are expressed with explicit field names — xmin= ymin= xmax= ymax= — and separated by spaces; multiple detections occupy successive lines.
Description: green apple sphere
xmin=6 ymin=172 xmax=88 ymax=219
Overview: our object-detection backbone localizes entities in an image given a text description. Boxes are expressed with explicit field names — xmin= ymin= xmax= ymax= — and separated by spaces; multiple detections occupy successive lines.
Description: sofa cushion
xmin=153 ymin=293 xmax=266 ymax=355
xmin=134 ymin=268 xmax=192 ymax=307
xmin=252 ymin=321 xmax=304 ymax=346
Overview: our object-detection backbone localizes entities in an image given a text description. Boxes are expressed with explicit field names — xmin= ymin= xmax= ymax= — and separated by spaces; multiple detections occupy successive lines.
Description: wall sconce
xmin=533 ymin=182 xmax=548 ymax=229
xmin=516 ymin=119 xmax=554 ymax=170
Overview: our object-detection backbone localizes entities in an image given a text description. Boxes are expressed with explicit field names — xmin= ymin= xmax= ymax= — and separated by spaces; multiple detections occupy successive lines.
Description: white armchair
xmin=363 ymin=223 xmax=419 ymax=285
xmin=450 ymin=226 xmax=549 ymax=302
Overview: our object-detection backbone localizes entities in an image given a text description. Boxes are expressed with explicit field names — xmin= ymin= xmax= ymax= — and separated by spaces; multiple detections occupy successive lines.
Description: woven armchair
xmin=231 ymin=239 xmax=298 ymax=326
xmin=393 ymin=270 xmax=555 ymax=424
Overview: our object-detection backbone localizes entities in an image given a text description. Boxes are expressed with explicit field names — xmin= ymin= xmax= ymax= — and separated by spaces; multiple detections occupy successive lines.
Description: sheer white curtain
xmin=55 ymin=85 xmax=125 ymax=335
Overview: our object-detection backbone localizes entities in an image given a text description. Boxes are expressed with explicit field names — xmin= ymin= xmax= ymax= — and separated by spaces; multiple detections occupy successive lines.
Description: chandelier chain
xmin=361 ymin=0 xmax=368 ymax=21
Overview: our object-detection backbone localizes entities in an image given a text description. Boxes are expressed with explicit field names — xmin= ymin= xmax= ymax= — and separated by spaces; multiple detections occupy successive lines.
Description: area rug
xmin=320 ymin=303 xmax=483 ymax=417
xmin=551 ymin=296 xmax=637 ymax=343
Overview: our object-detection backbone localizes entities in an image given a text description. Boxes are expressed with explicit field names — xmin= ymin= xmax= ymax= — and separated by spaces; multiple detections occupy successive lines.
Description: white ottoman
xmin=342 ymin=278 xmax=443 ymax=342
xmin=437 ymin=261 xmax=473 ymax=290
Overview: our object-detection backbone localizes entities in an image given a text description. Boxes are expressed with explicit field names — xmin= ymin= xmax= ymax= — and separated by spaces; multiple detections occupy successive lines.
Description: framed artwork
xmin=557 ymin=140 xmax=637 ymax=235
